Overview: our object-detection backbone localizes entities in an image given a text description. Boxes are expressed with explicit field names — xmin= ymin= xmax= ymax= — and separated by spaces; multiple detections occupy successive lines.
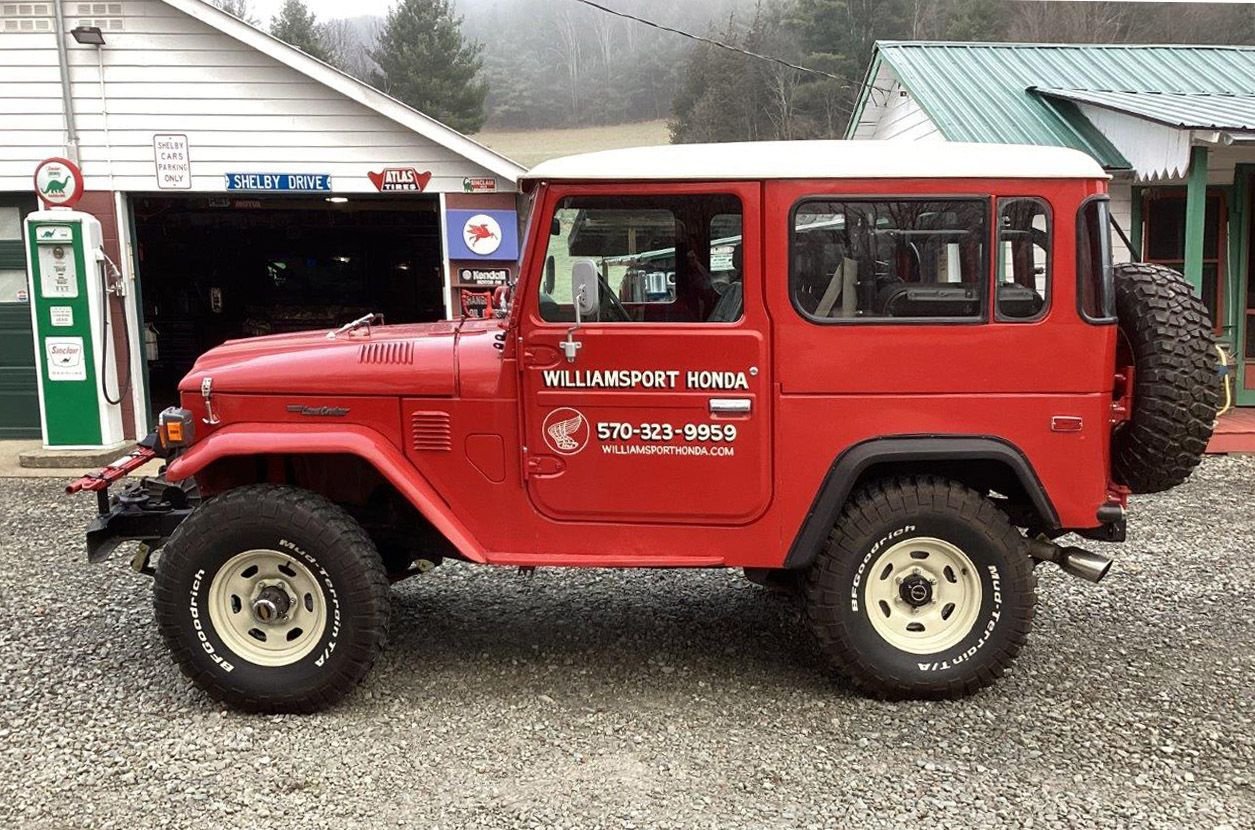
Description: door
xmin=0 ymin=197 xmax=39 ymax=438
xmin=519 ymin=182 xmax=772 ymax=525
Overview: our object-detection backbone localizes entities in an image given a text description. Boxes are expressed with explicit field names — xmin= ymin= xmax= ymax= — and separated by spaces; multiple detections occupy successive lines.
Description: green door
xmin=0 ymin=196 xmax=40 ymax=438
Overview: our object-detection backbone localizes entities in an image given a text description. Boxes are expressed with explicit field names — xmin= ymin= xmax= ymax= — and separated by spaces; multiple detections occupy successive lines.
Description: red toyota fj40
xmin=72 ymin=142 xmax=1219 ymax=712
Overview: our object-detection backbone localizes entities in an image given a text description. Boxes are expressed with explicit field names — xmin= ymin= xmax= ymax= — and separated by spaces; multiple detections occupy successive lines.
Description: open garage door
xmin=132 ymin=194 xmax=444 ymax=415
xmin=0 ymin=196 xmax=39 ymax=439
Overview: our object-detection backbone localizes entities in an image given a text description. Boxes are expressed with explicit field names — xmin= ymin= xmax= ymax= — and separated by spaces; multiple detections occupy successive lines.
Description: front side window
xmin=1077 ymin=197 xmax=1115 ymax=322
xmin=997 ymin=197 xmax=1050 ymax=320
xmin=537 ymin=194 xmax=743 ymax=324
xmin=791 ymin=199 xmax=988 ymax=322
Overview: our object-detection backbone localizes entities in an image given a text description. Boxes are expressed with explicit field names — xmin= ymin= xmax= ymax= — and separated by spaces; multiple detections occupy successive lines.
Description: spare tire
xmin=1111 ymin=262 xmax=1220 ymax=494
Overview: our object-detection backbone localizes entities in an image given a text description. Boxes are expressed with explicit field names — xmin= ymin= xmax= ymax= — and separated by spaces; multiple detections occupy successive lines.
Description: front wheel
xmin=804 ymin=477 xmax=1036 ymax=699
xmin=153 ymin=485 xmax=390 ymax=713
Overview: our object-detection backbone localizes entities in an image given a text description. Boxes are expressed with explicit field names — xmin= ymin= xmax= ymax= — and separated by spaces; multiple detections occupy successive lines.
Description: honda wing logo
xmin=542 ymin=407 xmax=589 ymax=455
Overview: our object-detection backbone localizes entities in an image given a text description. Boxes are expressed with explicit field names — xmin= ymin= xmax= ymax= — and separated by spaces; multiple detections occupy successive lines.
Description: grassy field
xmin=474 ymin=119 xmax=671 ymax=168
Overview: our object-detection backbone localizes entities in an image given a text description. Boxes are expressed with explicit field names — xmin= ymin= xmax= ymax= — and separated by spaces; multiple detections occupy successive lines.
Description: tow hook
xmin=1025 ymin=536 xmax=1112 ymax=584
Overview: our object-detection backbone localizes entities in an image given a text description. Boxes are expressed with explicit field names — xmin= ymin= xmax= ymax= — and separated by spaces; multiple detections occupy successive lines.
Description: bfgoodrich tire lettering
xmin=805 ymin=477 xmax=1035 ymax=699
xmin=154 ymin=485 xmax=390 ymax=713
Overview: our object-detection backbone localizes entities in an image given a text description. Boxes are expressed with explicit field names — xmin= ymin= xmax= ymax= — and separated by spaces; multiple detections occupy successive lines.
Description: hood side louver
xmin=359 ymin=341 xmax=415 ymax=365
xmin=410 ymin=411 xmax=452 ymax=452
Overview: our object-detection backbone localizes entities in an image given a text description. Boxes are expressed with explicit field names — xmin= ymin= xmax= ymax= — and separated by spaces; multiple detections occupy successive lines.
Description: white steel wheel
xmin=863 ymin=536 xmax=983 ymax=655
xmin=207 ymin=549 xmax=328 ymax=667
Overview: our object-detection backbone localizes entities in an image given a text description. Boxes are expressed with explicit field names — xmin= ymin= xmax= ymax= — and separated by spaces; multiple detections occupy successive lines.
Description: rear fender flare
xmin=165 ymin=423 xmax=487 ymax=563
xmin=783 ymin=435 xmax=1058 ymax=570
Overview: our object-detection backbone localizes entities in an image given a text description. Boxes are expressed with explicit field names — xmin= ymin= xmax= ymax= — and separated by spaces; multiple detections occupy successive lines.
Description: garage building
xmin=0 ymin=0 xmax=525 ymax=440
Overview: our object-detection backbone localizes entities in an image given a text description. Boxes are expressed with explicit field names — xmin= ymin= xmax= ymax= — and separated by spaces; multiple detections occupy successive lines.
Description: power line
xmin=567 ymin=0 xmax=885 ymax=93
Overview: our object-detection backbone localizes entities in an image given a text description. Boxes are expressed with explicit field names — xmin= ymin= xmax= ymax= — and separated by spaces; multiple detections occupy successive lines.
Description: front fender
xmin=165 ymin=423 xmax=487 ymax=563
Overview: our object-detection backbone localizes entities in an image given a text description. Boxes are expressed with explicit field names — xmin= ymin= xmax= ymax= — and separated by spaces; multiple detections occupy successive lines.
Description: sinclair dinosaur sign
xmin=33 ymin=157 xmax=85 ymax=208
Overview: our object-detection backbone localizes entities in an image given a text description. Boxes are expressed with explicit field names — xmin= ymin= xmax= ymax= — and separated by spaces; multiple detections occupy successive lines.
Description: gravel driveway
xmin=1 ymin=457 xmax=1252 ymax=829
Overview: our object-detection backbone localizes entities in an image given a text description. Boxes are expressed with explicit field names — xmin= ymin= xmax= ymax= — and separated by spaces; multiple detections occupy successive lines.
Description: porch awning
xmin=1031 ymin=87 xmax=1255 ymax=132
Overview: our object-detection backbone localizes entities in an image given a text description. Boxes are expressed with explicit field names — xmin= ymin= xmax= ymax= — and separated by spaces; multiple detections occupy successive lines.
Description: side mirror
xmin=550 ymin=216 xmax=561 ymax=236
xmin=543 ymin=255 xmax=556 ymax=295
xmin=571 ymin=259 xmax=600 ymax=321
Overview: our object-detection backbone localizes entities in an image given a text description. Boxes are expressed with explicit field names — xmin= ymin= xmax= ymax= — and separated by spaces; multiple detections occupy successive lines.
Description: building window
xmin=538 ymin=194 xmax=743 ymax=324
xmin=791 ymin=198 xmax=987 ymax=322
xmin=996 ymin=197 xmax=1050 ymax=320
xmin=1143 ymin=190 xmax=1225 ymax=326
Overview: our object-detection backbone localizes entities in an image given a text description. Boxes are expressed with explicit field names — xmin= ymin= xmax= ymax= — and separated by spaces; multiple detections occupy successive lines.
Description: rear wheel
xmin=154 ymin=484 xmax=390 ymax=713
xmin=804 ymin=477 xmax=1035 ymax=699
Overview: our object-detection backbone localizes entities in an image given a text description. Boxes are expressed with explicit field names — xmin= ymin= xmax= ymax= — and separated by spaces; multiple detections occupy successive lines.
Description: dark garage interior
xmin=132 ymin=195 xmax=445 ymax=413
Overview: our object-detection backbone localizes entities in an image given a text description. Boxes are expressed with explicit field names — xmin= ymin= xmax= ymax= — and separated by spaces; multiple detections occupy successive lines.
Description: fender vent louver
xmin=358 ymin=341 xmax=414 ymax=365
xmin=410 ymin=411 xmax=452 ymax=452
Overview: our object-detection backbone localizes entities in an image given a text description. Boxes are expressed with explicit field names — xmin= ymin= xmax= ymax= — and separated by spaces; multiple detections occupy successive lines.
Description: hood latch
xmin=201 ymin=376 xmax=221 ymax=425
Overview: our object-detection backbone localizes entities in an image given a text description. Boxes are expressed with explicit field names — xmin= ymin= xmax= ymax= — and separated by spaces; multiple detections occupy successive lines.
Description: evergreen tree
xmin=371 ymin=0 xmax=488 ymax=134
xmin=269 ymin=0 xmax=331 ymax=62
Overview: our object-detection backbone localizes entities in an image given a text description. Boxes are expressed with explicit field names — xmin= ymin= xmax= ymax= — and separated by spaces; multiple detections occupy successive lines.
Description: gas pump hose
xmin=99 ymin=252 xmax=132 ymax=408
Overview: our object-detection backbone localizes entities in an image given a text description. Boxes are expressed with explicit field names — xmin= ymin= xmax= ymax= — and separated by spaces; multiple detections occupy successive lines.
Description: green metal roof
xmin=1032 ymin=87 xmax=1255 ymax=131
xmin=851 ymin=43 xmax=1255 ymax=169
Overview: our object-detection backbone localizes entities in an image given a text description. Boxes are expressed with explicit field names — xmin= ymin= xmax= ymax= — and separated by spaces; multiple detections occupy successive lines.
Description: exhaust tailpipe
xmin=1055 ymin=546 xmax=1112 ymax=583
xmin=1025 ymin=537 xmax=1113 ymax=584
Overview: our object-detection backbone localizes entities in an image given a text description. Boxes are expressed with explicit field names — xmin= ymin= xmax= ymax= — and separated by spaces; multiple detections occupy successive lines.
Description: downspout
xmin=52 ymin=0 xmax=80 ymax=163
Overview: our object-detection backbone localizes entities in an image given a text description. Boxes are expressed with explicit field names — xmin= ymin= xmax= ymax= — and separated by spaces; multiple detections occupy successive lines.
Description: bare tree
xmin=1007 ymin=0 xmax=1129 ymax=43
xmin=208 ymin=0 xmax=259 ymax=26
xmin=323 ymin=17 xmax=382 ymax=80
xmin=551 ymin=7 xmax=585 ymax=112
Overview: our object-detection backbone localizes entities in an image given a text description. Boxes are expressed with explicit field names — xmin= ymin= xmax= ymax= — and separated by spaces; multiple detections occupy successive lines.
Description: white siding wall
xmin=0 ymin=0 xmax=510 ymax=193
xmin=870 ymin=86 xmax=943 ymax=142
xmin=849 ymin=64 xmax=943 ymax=143
xmin=1108 ymin=178 xmax=1134 ymax=264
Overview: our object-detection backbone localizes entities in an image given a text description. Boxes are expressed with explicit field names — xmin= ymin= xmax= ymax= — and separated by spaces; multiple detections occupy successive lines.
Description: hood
xmin=179 ymin=319 xmax=500 ymax=397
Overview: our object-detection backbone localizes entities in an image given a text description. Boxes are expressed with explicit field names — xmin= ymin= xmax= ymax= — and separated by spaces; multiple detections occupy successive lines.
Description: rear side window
xmin=996 ymin=198 xmax=1050 ymax=320
xmin=1078 ymin=197 xmax=1115 ymax=322
xmin=791 ymin=199 xmax=987 ymax=322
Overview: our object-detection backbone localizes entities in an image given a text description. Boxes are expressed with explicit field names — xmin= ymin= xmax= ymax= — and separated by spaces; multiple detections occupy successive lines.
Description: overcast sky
xmin=248 ymin=0 xmax=396 ymax=23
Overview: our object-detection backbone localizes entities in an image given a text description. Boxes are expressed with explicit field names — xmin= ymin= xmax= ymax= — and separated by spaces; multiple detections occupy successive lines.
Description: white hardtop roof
xmin=163 ymin=0 xmax=525 ymax=183
xmin=524 ymin=140 xmax=1108 ymax=182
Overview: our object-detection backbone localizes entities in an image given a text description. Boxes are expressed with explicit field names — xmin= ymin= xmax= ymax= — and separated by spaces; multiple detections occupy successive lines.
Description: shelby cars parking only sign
xmin=154 ymin=134 xmax=191 ymax=189
xmin=445 ymin=209 xmax=518 ymax=261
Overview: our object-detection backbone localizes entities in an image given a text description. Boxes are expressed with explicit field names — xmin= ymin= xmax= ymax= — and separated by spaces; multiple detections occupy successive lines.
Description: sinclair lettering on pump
xmin=24 ymin=168 xmax=125 ymax=448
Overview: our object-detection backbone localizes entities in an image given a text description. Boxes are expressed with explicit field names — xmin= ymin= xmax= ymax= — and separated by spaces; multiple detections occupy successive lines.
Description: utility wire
xmin=567 ymin=0 xmax=890 ymax=96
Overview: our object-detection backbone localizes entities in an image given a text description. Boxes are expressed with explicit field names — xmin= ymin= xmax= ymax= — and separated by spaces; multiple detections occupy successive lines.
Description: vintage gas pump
xmin=24 ymin=207 xmax=125 ymax=448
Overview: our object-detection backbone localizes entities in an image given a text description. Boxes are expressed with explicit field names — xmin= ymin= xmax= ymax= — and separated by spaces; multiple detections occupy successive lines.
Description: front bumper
xmin=85 ymin=479 xmax=195 ymax=563
xmin=69 ymin=438 xmax=195 ymax=564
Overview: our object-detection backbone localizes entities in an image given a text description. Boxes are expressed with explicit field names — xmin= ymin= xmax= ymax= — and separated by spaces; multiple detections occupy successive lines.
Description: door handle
xmin=708 ymin=398 xmax=751 ymax=415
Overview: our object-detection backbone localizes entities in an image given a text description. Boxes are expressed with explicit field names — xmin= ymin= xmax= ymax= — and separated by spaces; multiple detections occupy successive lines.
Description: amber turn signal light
xmin=158 ymin=407 xmax=194 ymax=448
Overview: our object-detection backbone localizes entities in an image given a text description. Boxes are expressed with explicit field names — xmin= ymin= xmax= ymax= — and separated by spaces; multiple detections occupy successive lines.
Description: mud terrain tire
xmin=1112 ymin=262 xmax=1220 ymax=494
xmin=154 ymin=485 xmax=390 ymax=713
xmin=804 ymin=477 xmax=1035 ymax=699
